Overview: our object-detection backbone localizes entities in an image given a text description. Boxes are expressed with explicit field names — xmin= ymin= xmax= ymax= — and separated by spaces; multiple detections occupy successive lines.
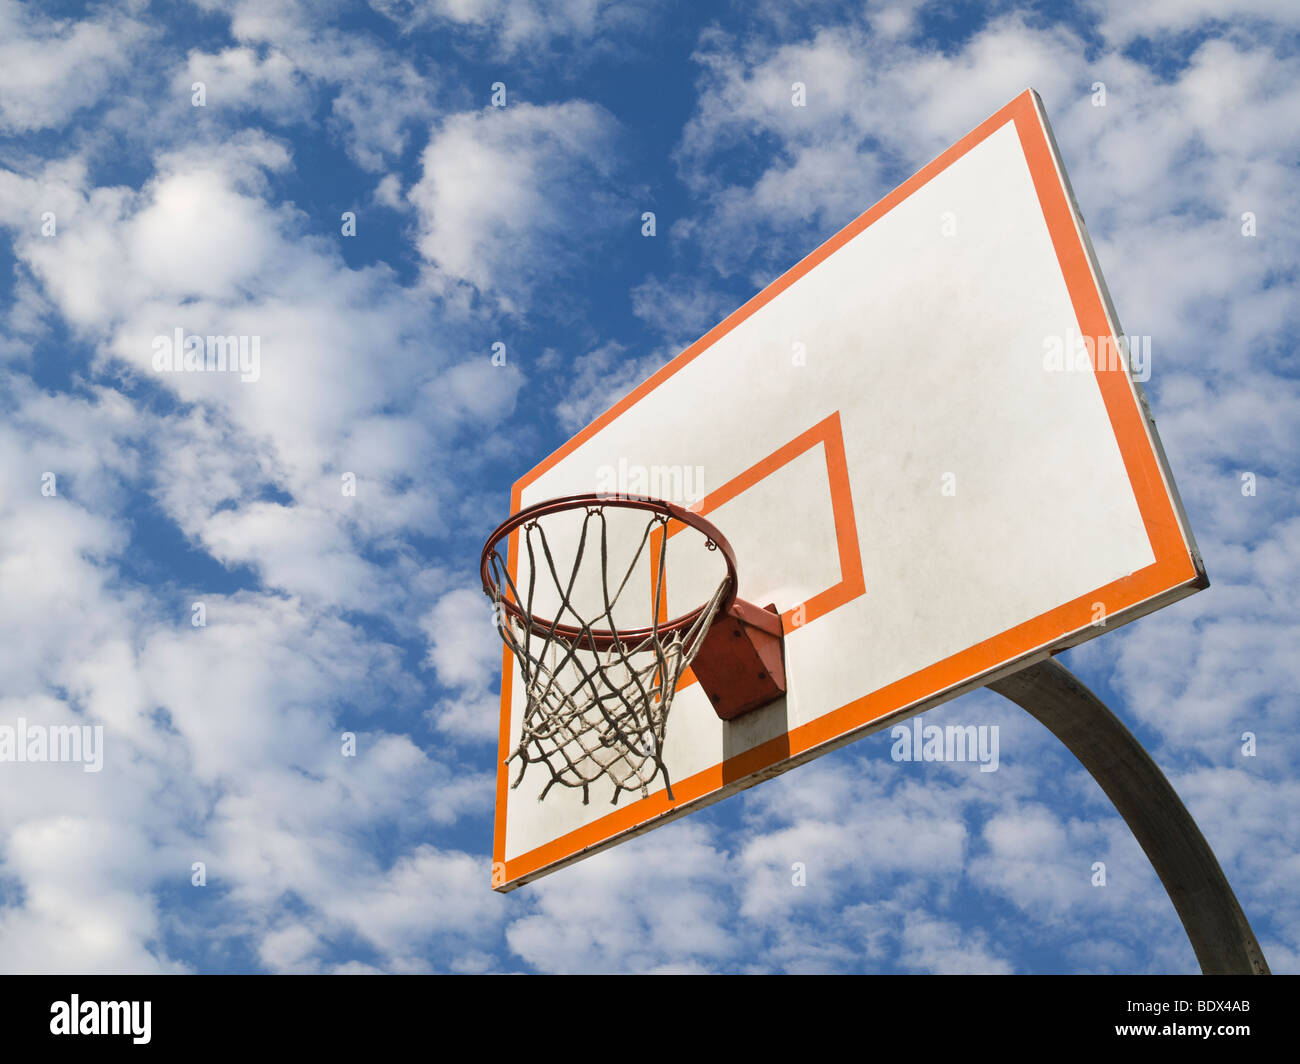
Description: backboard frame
xmin=489 ymin=88 xmax=1207 ymax=892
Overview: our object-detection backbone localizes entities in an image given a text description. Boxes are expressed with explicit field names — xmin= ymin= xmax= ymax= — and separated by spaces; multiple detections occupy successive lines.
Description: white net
xmin=486 ymin=503 xmax=730 ymax=805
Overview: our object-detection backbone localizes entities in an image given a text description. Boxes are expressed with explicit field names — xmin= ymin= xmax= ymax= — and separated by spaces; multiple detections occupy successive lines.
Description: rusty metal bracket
xmin=692 ymin=601 xmax=786 ymax=721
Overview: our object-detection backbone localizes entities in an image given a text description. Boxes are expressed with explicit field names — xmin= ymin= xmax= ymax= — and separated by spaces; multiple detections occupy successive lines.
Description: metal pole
xmin=986 ymin=657 xmax=1269 ymax=975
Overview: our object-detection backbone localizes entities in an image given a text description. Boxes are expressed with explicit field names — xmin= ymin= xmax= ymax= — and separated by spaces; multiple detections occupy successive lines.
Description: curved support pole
xmin=987 ymin=657 xmax=1269 ymax=975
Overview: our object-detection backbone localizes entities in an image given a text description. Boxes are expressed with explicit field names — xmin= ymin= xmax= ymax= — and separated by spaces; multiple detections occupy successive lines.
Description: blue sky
xmin=0 ymin=0 xmax=1296 ymax=974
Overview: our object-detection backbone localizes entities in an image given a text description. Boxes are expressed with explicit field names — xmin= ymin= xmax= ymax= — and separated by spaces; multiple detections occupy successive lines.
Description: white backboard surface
xmin=491 ymin=89 xmax=1205 ymax=891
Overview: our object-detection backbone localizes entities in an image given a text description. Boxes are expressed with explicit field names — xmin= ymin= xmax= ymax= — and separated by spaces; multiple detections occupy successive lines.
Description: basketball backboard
xmin=488 ymin=89 xmax=1206 ymax=891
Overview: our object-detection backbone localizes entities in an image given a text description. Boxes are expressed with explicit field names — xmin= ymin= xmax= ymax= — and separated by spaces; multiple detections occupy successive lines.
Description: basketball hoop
xmin=481 ymin=493 xmax=786 ymax=806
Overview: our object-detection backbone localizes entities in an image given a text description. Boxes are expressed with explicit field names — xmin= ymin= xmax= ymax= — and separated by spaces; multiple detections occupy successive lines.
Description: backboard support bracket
xmin=692 ymin=601 xmax=786 ymax=721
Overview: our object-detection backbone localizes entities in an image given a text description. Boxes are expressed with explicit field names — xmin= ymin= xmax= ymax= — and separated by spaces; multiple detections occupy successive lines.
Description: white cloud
xmin=421 ymin=587 xmax=503 ymax=743
xmin=373 ymin=173 xmax=405 ymax=209
xmin=3 ymin=130 xmax=529 ymax=600
xmin=423 ymin=587 xmax=496 ymax=690
xmin=630 ymin=274 xmax=738 ymax=344
xmin=0 ymin=816 xmax=186 ymax=974
xmin=1084 ymin=0 xmax=1300 ymax=44
xmin=130 ymin=169 xmax=279 ymax=299
xmin=506 ymin=821 xmax=737 ymax=973
xmin=258 ymin=924 xmax=321 ymax=972
xmin=898 ymin=912 xmax=1014 ymax=975
xmin=0 ymin=86 xmax=519 ymax=977
xmin=546 ymin=340 xmax=669 ymax=433
xmin=408 ymin=101 xmax=624 ymax=313
xmin=177 ymin=46 xmax=311 ymax=121
xmin=372 ymin=0 xmax=656 ymax=58
xmin=184 ymin=4 xmax=437 ymax=171
xmin=675 ymin=17 xmax=1082 ymax=280
xmin=0 ymin=1 xmax=150 ymax=133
